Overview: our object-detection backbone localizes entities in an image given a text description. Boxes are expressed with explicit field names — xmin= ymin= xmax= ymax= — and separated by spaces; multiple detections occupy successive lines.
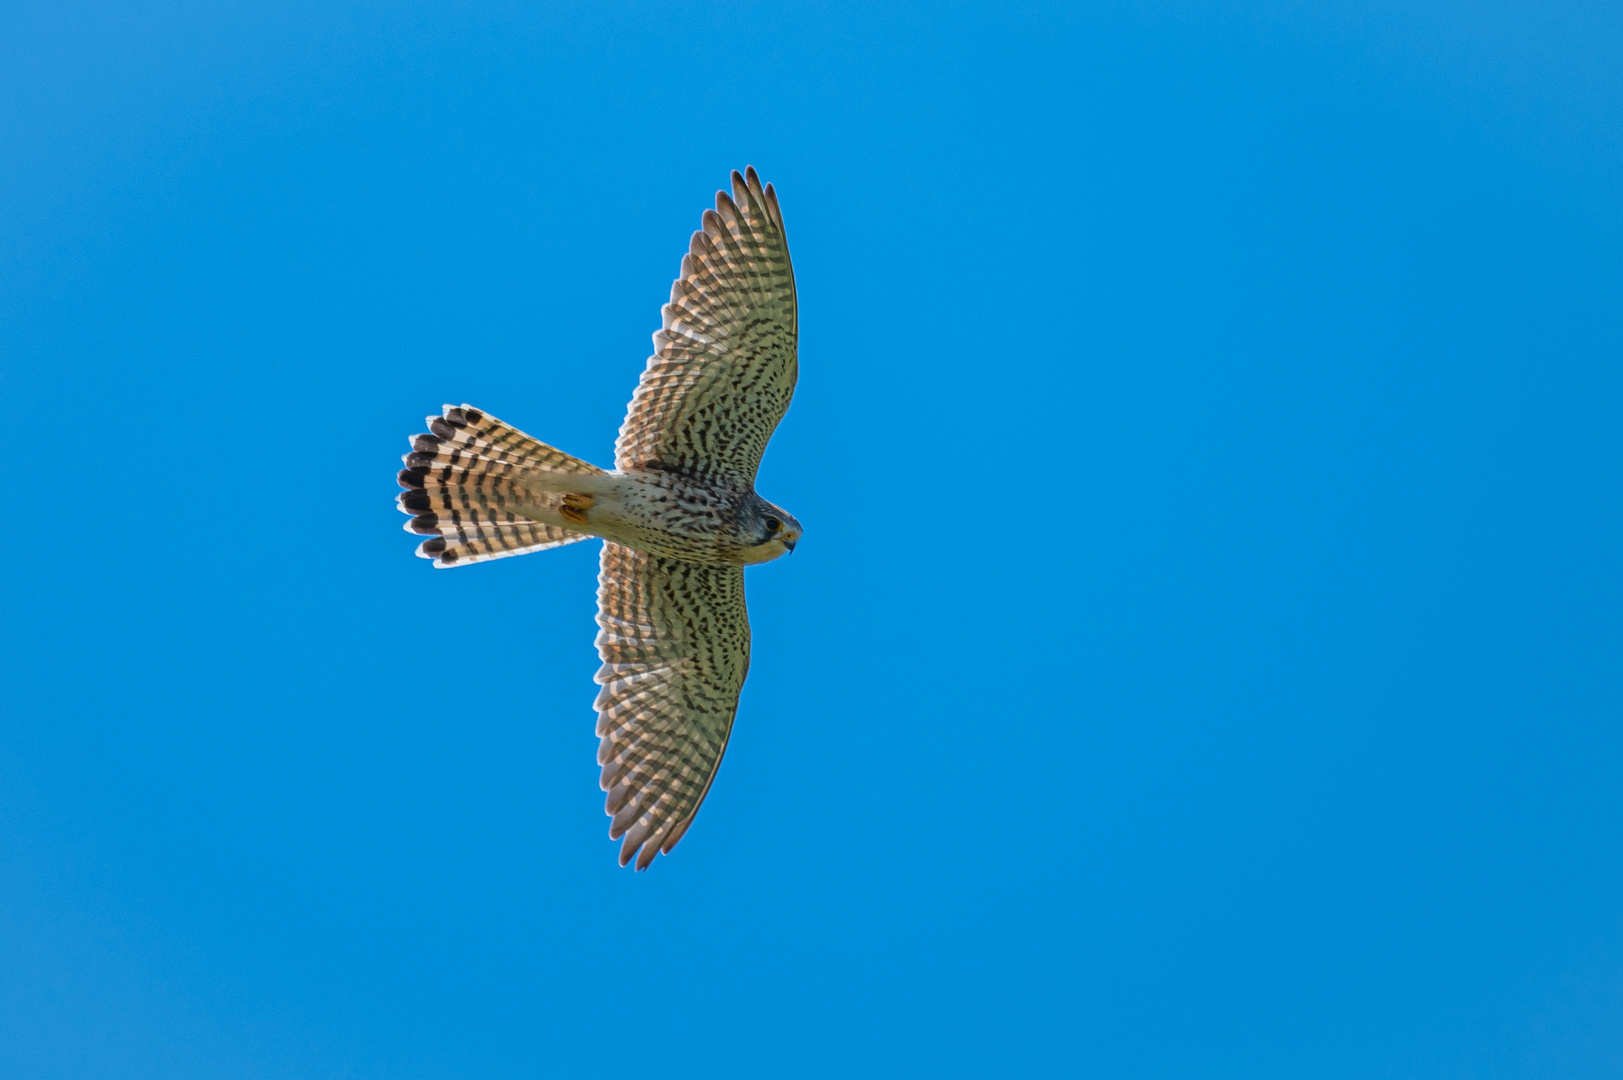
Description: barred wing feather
xmin=615 ymin=166 xmax=797 ymax=488
xmin=594 ymin=542 xmax=750 ymax=870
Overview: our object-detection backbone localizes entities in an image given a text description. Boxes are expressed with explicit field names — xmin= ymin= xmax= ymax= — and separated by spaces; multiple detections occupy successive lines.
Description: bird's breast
xmin=592 ymin=471 xmax=752 ymax=565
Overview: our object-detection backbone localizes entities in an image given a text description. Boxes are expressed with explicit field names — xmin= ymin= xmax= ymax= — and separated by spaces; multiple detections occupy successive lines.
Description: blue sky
xmin=2 ymin=2 xmax=1620 ymax=1076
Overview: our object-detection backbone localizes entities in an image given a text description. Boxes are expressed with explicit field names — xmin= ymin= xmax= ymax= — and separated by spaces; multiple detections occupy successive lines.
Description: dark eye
xmin=765 ymin=517 xmax=781 ymax=532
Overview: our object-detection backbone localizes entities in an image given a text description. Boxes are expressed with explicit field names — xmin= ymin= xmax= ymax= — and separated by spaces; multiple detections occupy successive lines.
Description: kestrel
xmin=395 ymin=168 xmax=801 ymax=870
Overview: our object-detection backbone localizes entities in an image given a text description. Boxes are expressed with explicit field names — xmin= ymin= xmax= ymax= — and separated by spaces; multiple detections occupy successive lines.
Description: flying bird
xmin=395 ymin=168 xmax=801 ymax=870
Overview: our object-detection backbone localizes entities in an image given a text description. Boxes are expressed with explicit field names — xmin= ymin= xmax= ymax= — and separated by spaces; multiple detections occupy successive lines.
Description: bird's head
xmin=740 ymin=497 xmax=802 ymax=564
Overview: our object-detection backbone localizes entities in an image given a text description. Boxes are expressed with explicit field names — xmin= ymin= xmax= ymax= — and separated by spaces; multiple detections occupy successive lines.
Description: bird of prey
xmin=395 ymin=168 xmax=801 ymax=870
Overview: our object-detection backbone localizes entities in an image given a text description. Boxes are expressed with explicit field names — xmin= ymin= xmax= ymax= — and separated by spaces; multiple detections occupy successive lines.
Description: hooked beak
xmin=782 ymin=536 xmax=797 ymax=553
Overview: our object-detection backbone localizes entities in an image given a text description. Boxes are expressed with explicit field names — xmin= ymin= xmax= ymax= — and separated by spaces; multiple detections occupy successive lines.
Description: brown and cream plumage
xmin=395 ymin=167 xmax=801 ymax=870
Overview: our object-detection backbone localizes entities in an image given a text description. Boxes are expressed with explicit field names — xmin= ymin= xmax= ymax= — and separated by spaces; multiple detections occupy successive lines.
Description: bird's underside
xmin=395 ymin=167 xmax=799 ymax=870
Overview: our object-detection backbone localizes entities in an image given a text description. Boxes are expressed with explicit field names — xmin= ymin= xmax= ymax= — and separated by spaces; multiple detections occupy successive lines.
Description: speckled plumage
xmin=395 ymin=167 xmax=801 ymax=870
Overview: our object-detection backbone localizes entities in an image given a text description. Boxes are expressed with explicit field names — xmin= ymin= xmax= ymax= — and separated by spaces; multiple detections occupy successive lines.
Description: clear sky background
xmin=2 ymin=2 xmax=1620 ymax=1077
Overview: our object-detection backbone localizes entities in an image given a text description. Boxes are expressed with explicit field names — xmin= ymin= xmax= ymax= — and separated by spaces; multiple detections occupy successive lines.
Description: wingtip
xmin=661 ymin=815 xmax=695 ymax=854
xmin=730 ymin=166 xmax=775 ymax=227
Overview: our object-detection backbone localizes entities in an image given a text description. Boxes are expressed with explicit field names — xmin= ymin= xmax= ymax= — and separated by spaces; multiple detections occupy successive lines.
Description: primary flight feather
xmin=395 ymin=167 xmax=801 ymax=870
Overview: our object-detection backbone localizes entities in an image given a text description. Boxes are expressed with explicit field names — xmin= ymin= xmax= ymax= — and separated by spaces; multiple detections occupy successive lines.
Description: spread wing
xmin=614 ymin=167 xmax=797 ymax=488
xmin=593 ymin=541 xmax=750 ymax=870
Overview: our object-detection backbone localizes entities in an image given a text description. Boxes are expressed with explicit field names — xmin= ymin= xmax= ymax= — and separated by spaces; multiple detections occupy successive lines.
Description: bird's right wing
xmin=613 ymin=167 xmax=797 ymax=489
xmin=593 ymin=542 xmax=751 ymax=870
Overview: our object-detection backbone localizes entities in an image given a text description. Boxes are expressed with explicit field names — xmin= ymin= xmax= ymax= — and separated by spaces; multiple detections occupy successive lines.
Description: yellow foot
xmin=560 ymin=493 xmax=594 ymax=525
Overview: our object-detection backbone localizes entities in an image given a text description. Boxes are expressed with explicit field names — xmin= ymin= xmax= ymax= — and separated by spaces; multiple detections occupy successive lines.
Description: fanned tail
xmin=396 ymin=404 xmax=603 ymax=567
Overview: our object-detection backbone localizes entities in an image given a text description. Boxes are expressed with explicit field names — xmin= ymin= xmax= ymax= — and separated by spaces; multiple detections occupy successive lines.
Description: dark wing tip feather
xmin=661 ymin=815 xmax=696 ymax=855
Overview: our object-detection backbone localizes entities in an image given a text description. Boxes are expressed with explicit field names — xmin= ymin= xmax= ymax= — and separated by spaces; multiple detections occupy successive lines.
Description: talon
xmin=560 ymin=493 xmax=594 ymax=525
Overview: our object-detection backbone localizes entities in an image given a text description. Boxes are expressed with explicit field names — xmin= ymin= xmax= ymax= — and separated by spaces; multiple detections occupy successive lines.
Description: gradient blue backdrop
xmin=3 ymin=2 xmax=1620 ymax=1077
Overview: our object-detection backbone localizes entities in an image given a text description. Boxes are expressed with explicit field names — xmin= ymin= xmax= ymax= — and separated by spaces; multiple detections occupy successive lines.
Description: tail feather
xmin=397 ymin=404 xmax=601 ymax=567
xmin=417 ymin=405 xmax=605 ymax=477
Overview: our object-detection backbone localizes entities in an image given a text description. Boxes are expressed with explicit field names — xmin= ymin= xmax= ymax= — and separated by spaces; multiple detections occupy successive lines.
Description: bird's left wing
xmin=593 ymin=542 xmax=750 ymax=869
